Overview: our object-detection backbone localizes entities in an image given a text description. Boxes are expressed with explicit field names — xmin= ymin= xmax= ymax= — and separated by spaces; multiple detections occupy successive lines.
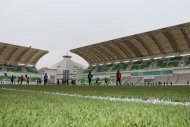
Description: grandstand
xmin=71 ymin=22 xmax=190 ymax=85
xmin=0 ymin=42 xmax=48 ymax=84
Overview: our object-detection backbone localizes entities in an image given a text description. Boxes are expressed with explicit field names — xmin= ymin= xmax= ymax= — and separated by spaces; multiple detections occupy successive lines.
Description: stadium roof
xmin=71 ymin=22 xmax=190 ymax=65
xmin=0 ymin=42 xmax=49 ymax=65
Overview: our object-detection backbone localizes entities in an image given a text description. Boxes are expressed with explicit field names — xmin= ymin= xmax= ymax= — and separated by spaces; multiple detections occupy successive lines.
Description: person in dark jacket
xmin=116 ymin=70 xmax=121 ymax=86
xmin=88 ymin=71 xmax=93 ymax=86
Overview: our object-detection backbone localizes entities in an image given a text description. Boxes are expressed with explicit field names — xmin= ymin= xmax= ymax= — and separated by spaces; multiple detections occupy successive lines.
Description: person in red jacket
xmin=116 ymin=70 xmax=121 ymax=86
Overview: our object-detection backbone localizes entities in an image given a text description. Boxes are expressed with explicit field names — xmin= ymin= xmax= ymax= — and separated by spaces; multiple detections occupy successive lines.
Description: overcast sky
xmin=0 ymin=0 xmax=190 ymax=69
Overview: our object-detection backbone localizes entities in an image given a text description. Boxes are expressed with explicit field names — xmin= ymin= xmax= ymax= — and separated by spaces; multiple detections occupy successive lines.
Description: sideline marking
xmin=1 ymin=87 xmax=190 ymax=106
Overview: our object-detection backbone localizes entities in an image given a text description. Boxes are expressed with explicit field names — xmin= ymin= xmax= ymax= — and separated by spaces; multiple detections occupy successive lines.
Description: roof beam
xmin=122 ymin=39 xmax=143 ymax=57
xmin=96 ymin=45 xmax=114 ymax=61
xmin=112 ymin=40 xmax=132 ymax=58
xmin=83 ymin=48 xmax=102 ymax=63
xmin=25 ymin=50 xmax=39 ymax=64
xmin=147 ymin=33 xmax=165 ymax=54
xmin=15 ymin=49 xmax=29 ymax=64
xmin=5 ymin=48 xmax=19 ymax=64
xmin=32 ymin=52 xmax=48 ymax=65
xmin=162 ymin=30 xmax=179 ymax=52
xmin=90 ymin=47 xmax=109 ymax=62
xmin=0 ymin=46 xmax=7 ymax=55
xmin=134 ymin=36 xmax=152 ymax=55
xmin=103 ymin=43 xmax=123 ymax=60
xmin=180 ymin=28 xmax=190 ymax=50
xmin=73 ymin=51 xmax=92 ymax=64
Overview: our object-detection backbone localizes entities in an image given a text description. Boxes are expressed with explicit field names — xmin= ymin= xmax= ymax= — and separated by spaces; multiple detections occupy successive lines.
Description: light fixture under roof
xmin=92 ymin=64 xmax=96 ymax=67
xmin=106 ymin=62 xmax=112 ymax=65
xmin=165 ymin=55 xmax=175 ymax=58
xmin=153 ymin=57 xmax=162 ymax=60
xmin=18 ymin=63 xmax=25 ymax=66
xmin=180 ymin=53 xmax=190 ymax=57
xmin=27 ymin=64 xmax=34 ymax=67
xmin=132 ymin=60 xmax=138 ymax=62
xmin=143 ymin=58 xmax=151 ymax=61
xmin=123 ymin=60 xmax=129 ymax=63
xmin=115 ymin=61 xmax=120 ymax=64
xmin=99 ymin=63 xmax=103 ymax=66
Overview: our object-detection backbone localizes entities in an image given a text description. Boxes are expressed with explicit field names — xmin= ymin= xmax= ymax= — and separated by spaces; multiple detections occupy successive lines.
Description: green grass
xmin=1 ymin=85 xmax=190 ymax=102
xmin=0 ymin=89 xmax=190 ymax=127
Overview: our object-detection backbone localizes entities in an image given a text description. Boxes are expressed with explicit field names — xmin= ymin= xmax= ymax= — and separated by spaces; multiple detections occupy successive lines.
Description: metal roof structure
xmin=71 ymin=22 xmax=190 ymax=65
xmin=0 ymin=42 xmax=49 ymax=65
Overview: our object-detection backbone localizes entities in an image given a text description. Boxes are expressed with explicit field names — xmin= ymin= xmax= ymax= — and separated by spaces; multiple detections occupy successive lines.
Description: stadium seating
xmin=169 ymin=56 xmax=182 ymax=61
xmin=156 ymin=59 xmax=168 ymax=68
xmin=130 ymin=65 xmax=139 ymax=70
xmin=153 ymin=76 xmax=170 ymax=83
xmin=112 ymin=63 xmax=128 ymax=71
xmin=168 ymin=61 xmax=179 ymax=67
xmin=133 ymin=61 xmax=143 ymax=65
xmin=0 ymin=67 xmax=3 ymax=71
xmin=84 ymin=66 xmax=96 ymax=73
xmin=176 ymin=73 xmax=190 ymax=84
xmin=186 ymin=57 xmax=190 ymax=65
xmin=80 ymin=56 xmax=190 ymax=86
xmin=0 ymin=64 xmax=38 ymax=74
xmin=96 ymin=64 xmax=113 ymax=72
xmin=126 ymin=77 xmax=143 ymax=85
xmin=121 ymin=76 xmax=131 ymax=84
xmin=30 ymin=77 xmax=37 ymax=82
xmin=15 ymin=66 xmax=22 ymax=72
xmin=26 ymin=67 xmax=37 ymax=73
xmin=167 ymin=74 xmax=180 ymax=84
xmin=139 ymin=61 xmax=152 ymax=69
xmin=131 ymin=61 xmax=151 ymax=70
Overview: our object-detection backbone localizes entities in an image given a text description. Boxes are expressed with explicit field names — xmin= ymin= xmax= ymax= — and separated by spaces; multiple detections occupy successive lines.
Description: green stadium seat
xmin=30 ymin=77 xmax=37 ymax=82
xmin=112 ymin=63 xmax=128 ymax=71
xmin=6 ymin=67 xmax=15 ymax=72
xmin=131 ymin=65 xmax=139 ymax=70
xmin=0 ymin=67 xmax=3 ymax=71
xmin=133 ymin=61 xmax=143 ymax=65
xmin=169 ymin=56 xmax=182 ymax=61
xmin=77 ymin=77 xmax=87 ymax=85
xmin=139 ymin=61 xmax=151 ymax=69
xmin=84 ymin=66 xmax=96 ymax=73
xmin=168 ymin=61 xmax=178 ymax=67
xmin=186 ymin=57 xmax=190 ymax=65
xmin=0 ymin=76 xmax=5 ymax=81
xmin=156 ymin=59 xmax=167 ymax=68
xmin=97 ymin=66 xmax=109 ymax=72
xmin=15 ymin=66 xmax=22 ymax=72
xmin=25 ymin=67 xmax=37 ymax=73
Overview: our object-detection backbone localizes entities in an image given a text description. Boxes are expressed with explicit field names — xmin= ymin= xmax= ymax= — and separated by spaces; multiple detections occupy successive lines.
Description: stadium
xmin=72 ymin=22 xmax=190 ymax=86
xmin=0 ymin=22 xmax=190 ymax=126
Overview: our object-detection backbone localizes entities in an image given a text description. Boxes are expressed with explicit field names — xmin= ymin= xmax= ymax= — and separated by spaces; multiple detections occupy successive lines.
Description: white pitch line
xmin=1 ymin=87 xmax=190 ymax=106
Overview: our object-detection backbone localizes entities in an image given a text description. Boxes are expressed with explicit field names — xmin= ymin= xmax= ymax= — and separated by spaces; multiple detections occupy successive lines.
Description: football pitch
xmin=0 ymin=85 xmax=190 ymax=127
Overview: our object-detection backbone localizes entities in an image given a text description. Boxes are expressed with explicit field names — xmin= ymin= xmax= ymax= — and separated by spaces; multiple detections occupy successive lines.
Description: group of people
xmin=87 ymin=69 xmax=122 ymax=86
xmin=9 ymin=74 xmax=30 ymax=85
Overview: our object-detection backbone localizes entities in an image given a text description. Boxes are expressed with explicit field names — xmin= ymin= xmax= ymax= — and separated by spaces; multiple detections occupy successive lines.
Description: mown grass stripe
xmin=1 ymin=87 xmax=190 ymax=106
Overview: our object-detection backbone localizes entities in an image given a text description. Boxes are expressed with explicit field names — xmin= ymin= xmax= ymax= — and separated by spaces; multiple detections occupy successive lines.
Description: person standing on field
xmin=88 ymin=71 xmax=93 ymax=86
xmin=104 ymin=77 xmax=108 ymax=85
xmin=20 ymin=75 xmax=23 ymax=85
xmin=44 ymin=73 xmax=48 ymax=86
xmin=11 ymin=75 xmax=14 ymax=84
xmin=116 ymin=70 xmax=121 ymax=86
xmin=26 ymin=76 xmax=30 ymax=85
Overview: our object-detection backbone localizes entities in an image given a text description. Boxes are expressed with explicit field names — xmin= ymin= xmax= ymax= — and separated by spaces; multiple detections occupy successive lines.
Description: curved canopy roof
xmin=0 ymin=42 xmax=49 ymax=65
xmin=71 ymin=22 xmax=190 ymax=65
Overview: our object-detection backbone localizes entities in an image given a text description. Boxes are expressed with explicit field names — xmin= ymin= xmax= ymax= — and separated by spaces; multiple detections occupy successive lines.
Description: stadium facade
xmin=38 ymin=55 xmax=85 ymax=84
xmin=71 ymin=22 xmax=190 ymax=85
xmin=0 ymin=42 xmax=48 ymax=84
